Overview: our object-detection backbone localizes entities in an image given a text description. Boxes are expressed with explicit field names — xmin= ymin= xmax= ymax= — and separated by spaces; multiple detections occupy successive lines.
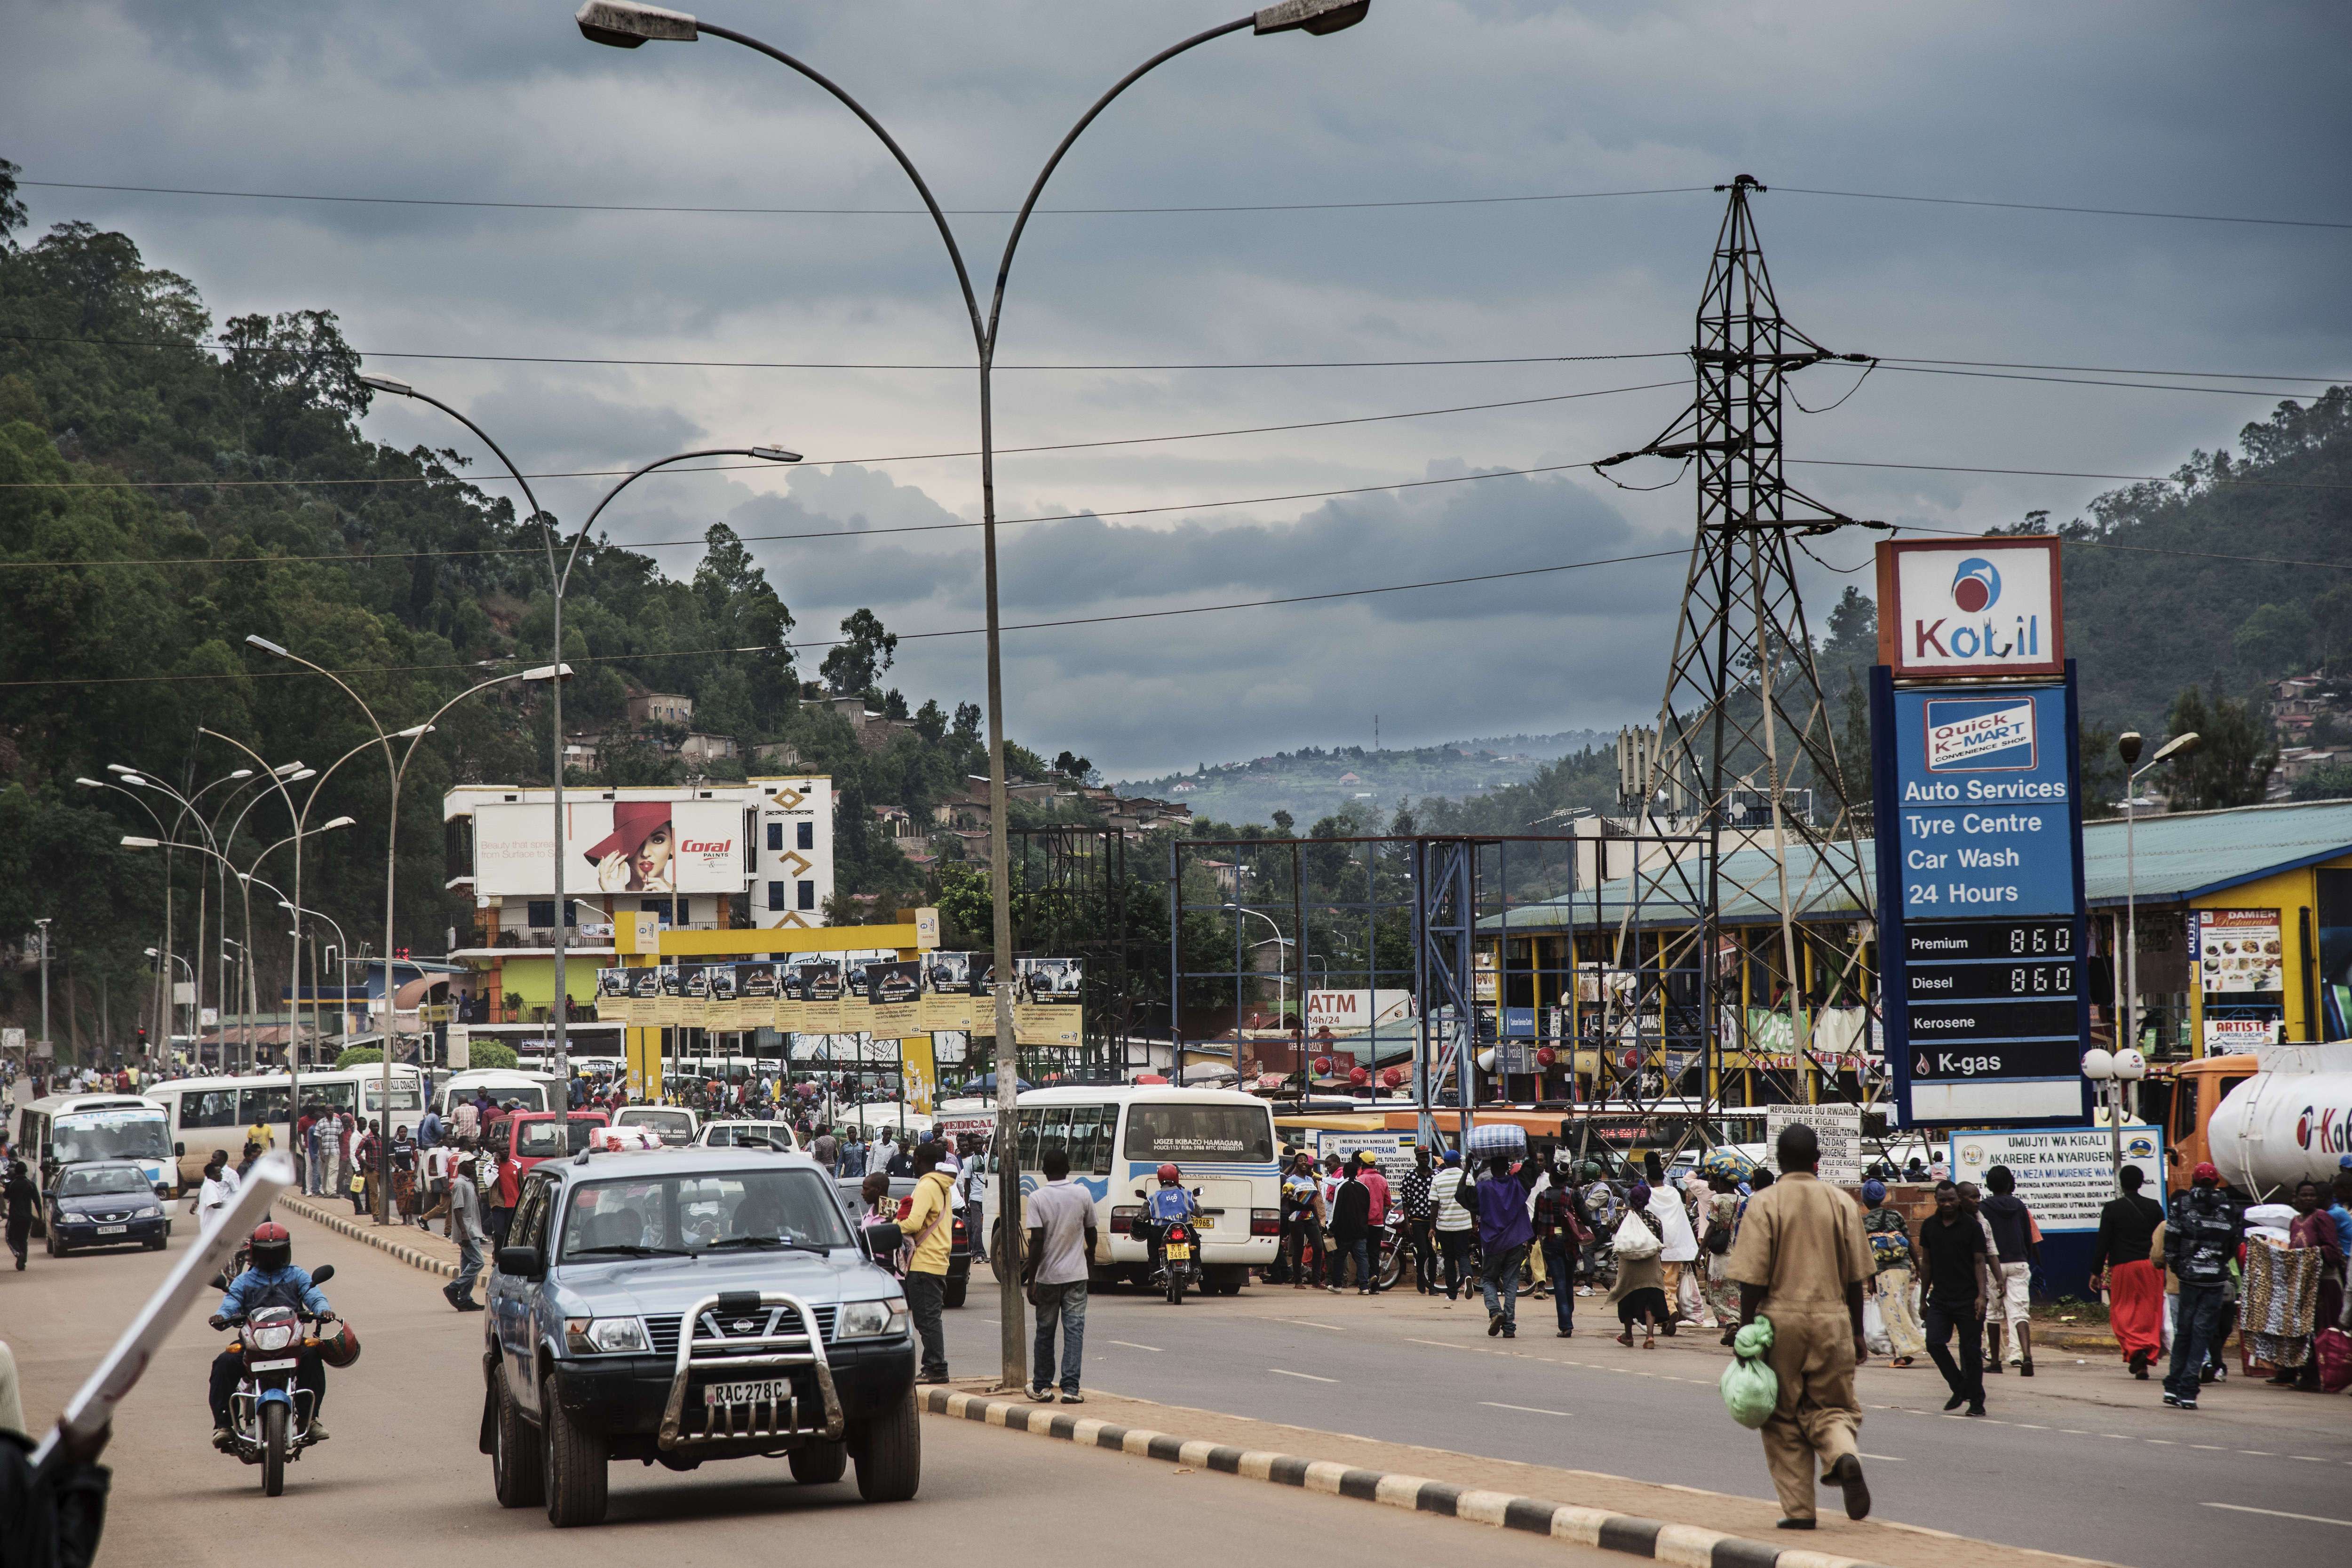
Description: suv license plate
xmin=705 ymin=1378 xmax=790 ymax=1409
xmin=96 ymin=1224 xmax=128 ymax=1234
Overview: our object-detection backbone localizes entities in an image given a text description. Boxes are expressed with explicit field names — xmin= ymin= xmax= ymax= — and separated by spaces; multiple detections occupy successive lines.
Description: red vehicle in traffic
xmin=487 ymin=1110 xmax=612 ymax=1184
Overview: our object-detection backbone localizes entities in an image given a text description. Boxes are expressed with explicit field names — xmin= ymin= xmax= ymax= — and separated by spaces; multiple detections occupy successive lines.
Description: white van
xmin=9 ymin=1095 xmax=177 ymax=1204
xmin=612 ymin=1104 xmax=700 ymax=1147
xmin=977 ymin=1086 xmax=1280 ymax=1295
xmin=436 ymin=1069 xmax=560 ymax=1118
xmin=149 ymin=1065 xmax=427 ymax=1188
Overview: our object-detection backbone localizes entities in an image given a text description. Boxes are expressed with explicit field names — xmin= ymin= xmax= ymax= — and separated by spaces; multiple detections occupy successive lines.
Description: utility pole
xmin=1604 ymin=175 xmax=1884 ymax=1120
xmin=35 ymin=918 xmax=52 ymax=1072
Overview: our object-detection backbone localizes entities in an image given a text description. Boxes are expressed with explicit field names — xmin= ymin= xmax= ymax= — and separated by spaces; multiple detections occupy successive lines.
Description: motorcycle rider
xmin=205 ymin=1223 xmax=333 ymax=1450
xmin=1142 ymin=1163 xmax=1199 ymax=1280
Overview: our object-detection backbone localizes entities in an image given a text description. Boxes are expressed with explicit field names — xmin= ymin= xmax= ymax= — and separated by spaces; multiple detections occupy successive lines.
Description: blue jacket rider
xmin=206 ymin=1222 xmax=334 ymax=1448
xmin=1144 ymin=1163 xmax=1197 ymax=1271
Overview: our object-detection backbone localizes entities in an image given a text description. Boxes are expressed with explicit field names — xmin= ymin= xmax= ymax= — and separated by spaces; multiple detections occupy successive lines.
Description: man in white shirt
xmin=443 ymin=1142 xmax=488 ymax=1312
xmin=1431 ymin=1149 xmax=1475 ymax=1302
xmin=1021 ymin=1146 xmax=1098 ymax=1403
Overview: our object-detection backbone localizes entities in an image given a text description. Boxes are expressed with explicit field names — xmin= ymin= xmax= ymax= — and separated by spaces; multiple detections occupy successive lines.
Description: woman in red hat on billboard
xmin=585 ymin=802 xmax=677 ymax=892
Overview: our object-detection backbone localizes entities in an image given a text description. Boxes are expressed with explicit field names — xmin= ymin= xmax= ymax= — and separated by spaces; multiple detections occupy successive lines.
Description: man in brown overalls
xmin=1724 ymin=1122 xmax=1874 ymax=1530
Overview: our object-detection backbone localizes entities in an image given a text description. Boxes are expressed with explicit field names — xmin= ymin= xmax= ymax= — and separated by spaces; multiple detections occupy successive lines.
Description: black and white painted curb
xmin=919 ymin=1388 xmax=1893 ymax=1568
xmin=279 ymin=1194 xmax=457 ymax=1279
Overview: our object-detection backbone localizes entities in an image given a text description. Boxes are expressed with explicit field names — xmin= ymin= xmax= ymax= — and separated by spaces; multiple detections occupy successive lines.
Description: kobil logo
xmin=1950 ymin=557 xmax=2001 ymax=614
xmin=1877 ymin=538 xmax=2063 ymax=678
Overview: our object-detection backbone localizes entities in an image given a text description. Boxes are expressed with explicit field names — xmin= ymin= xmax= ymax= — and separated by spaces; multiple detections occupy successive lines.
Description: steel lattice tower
xmin=1605 ymin=175 xmax=1883 ymax=1111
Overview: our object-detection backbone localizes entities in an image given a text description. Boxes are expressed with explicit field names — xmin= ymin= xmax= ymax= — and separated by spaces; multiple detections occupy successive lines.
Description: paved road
xmin=940 ymin=1275 xmax=2352 ymax=1566
xmin=3 ymin=1221 xmax=1614 ymax=1567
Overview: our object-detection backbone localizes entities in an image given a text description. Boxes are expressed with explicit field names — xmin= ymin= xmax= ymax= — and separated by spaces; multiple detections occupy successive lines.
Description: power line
xmin=0 ymin=544 xmax=1692 ymax=690
xmin=26 ymin=175 xmax=2352 ymax=231
xmin=1774 ymin=185 xmax=2352 ymax=234
xmin=18 ymin=177 xmax=1710 ymax=218
xmin=1788 ymin=457 xmax=2352 ymax=492
xmin=1870 ymin=364 xmax=2328 ymax=399
xmin=0 ymin=379 xmax=1685 ymax=502
xmin=12 ymin=331 xmax=2345 ymax=386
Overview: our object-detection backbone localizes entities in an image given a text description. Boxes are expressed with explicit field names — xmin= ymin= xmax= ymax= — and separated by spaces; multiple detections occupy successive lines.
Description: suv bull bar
xmin=655 ymin=1289 xmax=846 ymax=1450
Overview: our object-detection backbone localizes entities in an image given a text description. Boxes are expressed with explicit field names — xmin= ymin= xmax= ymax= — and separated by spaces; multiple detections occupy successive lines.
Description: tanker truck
xmin=2189 ymin=1041 xmax=2352 ymax=1200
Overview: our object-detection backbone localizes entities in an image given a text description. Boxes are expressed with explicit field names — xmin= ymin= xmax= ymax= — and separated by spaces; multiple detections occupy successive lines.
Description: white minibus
xmin=978 ymin=1085 xmax=1279 ymax=1294
xmin=149 ymin=1065 xmax=427 ymax=1188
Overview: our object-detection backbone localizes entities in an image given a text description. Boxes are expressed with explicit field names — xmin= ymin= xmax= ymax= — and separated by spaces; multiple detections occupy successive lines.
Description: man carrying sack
xmin=1724 ymin=1122 xmax=1875 ymax=1531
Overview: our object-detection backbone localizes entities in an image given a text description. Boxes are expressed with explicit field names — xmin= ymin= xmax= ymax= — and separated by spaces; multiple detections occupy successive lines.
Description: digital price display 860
xmin=1902 ymin=919 xmax=2074 ymax=963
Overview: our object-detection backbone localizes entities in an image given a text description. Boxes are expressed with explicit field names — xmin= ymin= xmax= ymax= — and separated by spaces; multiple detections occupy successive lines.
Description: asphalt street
xmin=940 ymin=1273 xmax=2352 ymax=1566
xmin=3 ymin=1220 xmax=1617 ymax=1568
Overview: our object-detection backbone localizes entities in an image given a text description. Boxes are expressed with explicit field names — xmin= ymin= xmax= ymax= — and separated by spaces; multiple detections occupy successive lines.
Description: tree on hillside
xmin=2162 ymin=685 xmax=2277 ymax=810
xmin=820 ymin=608 xmax=896 ymax=695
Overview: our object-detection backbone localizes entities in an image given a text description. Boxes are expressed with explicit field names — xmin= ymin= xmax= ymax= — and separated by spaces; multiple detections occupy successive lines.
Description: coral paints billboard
xmin=1875 ymin=538 xmax=2065 ymax=680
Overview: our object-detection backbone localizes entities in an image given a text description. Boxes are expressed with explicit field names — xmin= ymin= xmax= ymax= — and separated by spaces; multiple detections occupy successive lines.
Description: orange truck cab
xmin=2163 ymin=1054 xmax=2257 ymax=1197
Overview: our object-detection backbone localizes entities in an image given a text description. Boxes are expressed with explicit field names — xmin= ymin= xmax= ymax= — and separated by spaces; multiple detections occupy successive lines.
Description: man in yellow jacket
xmin=900 ymin=1142 xmax=957 ymax=1384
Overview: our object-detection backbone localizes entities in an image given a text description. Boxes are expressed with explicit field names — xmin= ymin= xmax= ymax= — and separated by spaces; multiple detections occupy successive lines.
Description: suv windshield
xmin=559 ymin=1168 xmax=853 ymax=1258
xmin=54 ymin=1111 xmax=170 ymax=1164
xmin=61 ymin=1166 xmax=151 ymax=1196
xmin=517 ymin=1118 xmax=603 ymax=1158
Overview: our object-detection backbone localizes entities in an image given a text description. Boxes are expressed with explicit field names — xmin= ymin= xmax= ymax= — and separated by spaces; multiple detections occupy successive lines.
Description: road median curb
xmin=279 ymin=1194 xmax=457 ymax=1278
xmin=919 ymin=1387 xmax=1892 ymax=1568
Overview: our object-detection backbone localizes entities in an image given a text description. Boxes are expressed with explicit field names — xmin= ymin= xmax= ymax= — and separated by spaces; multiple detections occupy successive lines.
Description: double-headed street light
xmin=2115 ymin=730 xmax=2201 ymax=1067
xmin=575 ymin=0 xmax=1372 ymax=1390
xmin=238 ymin=639 xmax=566 ymax=1220
xmin=360 ymin=370 xmax=800 ymax=1088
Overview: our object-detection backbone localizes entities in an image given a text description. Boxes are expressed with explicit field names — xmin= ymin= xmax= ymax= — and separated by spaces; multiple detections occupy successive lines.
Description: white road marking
xmin=1274 ymin=1319 xmax=1348 ymax=1332
xmin=1268 ymin=1368 xmax=1338 ymax=1383
xmin=1857 ymin=1453 xmax=1908 ymax=1462
xmin=1107 ymin=1340 xmax=1163 ymax=1353
xmin=2191 ymin=1444 xmax=2227 ymax=1451
xmin=2203 ymin=1503 xmax=2352 ymax=1527
xmin=1480 ymin=1401 xmax=1571 ymax=1417
xmin=1406 ymin=1338 xmax=1462 ymax=1350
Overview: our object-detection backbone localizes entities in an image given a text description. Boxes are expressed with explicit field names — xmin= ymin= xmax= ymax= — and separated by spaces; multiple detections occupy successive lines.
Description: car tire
xmin=788 ymin=1440 xmax=848 ymax=1485
xmin=491 ymin=1369 xmax=545 ymax=1510
xmin=541 ymin=1383 xmax=608 ymax=1527
xmin=848 ymin=1390 xmax=922 ymax=1503
xmin=942 ymin=1275 xmax=968 ymax=1310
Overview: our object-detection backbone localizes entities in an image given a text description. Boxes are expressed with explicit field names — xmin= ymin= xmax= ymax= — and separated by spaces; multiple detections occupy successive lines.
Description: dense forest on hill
xmin=0 ymin=168 xmax=1049 ymax=1041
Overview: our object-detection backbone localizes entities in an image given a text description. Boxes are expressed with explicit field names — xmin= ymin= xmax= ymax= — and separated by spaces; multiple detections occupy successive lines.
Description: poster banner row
xmin=594 ymin=954 xmax=1082 ymax=1046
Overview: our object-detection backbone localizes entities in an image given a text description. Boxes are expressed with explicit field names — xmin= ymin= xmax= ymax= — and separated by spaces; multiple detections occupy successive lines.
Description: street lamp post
xmin=120 ymin=764 xmax=273 ymax=1067
xmin=34 ymin=917 xmax=52 ymax=1074
xmin=2116 ymin=731 xmax=2201 ymax=1065
xmin=577 ymin=0 xmax=1372 ymax=1388
xmin=359 ymin=373 xmax=798 ymax=1091
xmin=241 ymin=638 xmax=565 ymax=1218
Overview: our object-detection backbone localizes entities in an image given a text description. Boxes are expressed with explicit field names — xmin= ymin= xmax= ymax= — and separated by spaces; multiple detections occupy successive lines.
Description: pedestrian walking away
xmin=1398 ymin=1145 xmax=1437 ymax=1294
xmin=1606 ymin=1183 xmax=1672 ymax=1346
xmin=1022 ymin=1145 xmax=1097 ymax=1403
xmin=1464 ymin=1153 xmax=1539 ymax=1336
xmin=1328 ymin=1160 xmax=1375 ymax=1294
xmin=3 ymin=1160 xmax=35 ymax=1271
xmin=1533 ymin=1164 xmax=1590 ymax=1337
xmin=2162 ymin=1162 xmax=2243 ymax=1409
xmin=1723 ymin=1122 xmax=1874 ymax=1532
xmin=1979 ymin=1165 xmax=2039 ymax=1375
xmin=900 ymin=1141 xmax=956 ymax=1384
xmin=444 ymin=1140 xmax=488 ymax=1312
xmin=1916 ymin=1180 xmax=1990 ymax=1415
xmin=1859 ymin=1179 xmax=1924 ymax=1368
xmin=2090 ymin=1165 xmax=2165 ymax=1379
xmin=1431 ymin=1149 xmax=1475 ymax=1303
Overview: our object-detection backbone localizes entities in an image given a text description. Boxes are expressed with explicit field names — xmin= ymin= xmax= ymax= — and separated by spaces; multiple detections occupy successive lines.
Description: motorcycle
xmin=1134 ymin=1186 xmax=1204 ymax=1305
xmin=213 ymin=1262 xmax=342 ymax=1496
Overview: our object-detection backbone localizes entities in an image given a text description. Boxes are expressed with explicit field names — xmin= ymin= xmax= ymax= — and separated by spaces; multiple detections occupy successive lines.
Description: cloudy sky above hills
xmin=8 ymin=0 xmax=2350 ymax=776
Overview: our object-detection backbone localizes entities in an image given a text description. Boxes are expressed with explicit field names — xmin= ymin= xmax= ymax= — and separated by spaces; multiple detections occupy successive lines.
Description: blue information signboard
xmin=1872 ymin=665 xmax=2093 ymax=1128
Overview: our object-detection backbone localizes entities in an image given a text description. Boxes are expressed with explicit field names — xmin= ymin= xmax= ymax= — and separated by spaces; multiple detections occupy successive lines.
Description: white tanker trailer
xmin=2203 ymin=1041 xmax=2352 ymax=1199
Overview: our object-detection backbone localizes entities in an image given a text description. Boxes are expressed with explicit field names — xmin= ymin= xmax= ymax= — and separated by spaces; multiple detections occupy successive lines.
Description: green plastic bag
xmin=1720 ymin=1316 xmax=1779 ymax=1429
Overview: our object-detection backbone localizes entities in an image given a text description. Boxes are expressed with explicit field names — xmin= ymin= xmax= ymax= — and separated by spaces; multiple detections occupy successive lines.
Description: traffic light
xmin=135 ymin=1025 xmax=148 ymax=1050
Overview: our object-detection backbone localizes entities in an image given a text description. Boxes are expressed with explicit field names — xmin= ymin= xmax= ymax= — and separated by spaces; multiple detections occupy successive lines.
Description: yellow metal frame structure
xmin=613 ymin=910 xmax=938 ymax=1103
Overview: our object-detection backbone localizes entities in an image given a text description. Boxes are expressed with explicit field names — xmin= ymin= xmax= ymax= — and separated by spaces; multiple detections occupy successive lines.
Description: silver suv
xmin=479 ymin=1146 xmax=917 ymax=1526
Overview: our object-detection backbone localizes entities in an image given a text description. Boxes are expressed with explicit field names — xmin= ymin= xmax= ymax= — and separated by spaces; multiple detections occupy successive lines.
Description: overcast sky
xmin=9 ymin=1 xmax=2350 ymax=780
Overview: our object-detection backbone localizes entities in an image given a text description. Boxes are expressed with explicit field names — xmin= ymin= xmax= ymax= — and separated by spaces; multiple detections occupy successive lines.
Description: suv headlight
xmin=564 ymin=1316 xmax=651 ymax=1354
xmin=836 ymin=1297 xmax=908 ymax=1340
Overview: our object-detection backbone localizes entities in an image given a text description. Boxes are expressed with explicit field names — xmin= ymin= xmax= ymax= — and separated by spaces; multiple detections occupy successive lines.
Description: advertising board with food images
xmin=2192 ymin=908 xmax=2283 ymax=995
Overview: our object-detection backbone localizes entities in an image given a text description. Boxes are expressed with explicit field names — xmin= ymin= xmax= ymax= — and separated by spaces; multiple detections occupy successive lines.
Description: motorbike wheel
xmin=1167 ymin=1270 xmax=1186 ymax=1305
xmin=261 ymin=1402 xmax=287 ymax=1497
xmin=491 ymin=1369 xmax=545 ymax=1509
xmin=1376 ymin=1244 xmax=1406 ymax=1292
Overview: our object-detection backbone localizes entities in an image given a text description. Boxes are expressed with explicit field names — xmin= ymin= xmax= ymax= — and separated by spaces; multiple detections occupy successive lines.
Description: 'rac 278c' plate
xmin=704 ymin=1378 xmax=790 ymax=1409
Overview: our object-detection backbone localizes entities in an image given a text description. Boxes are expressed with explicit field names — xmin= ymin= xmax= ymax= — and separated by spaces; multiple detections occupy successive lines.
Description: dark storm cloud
xmin=8 ymin=0 xmax=2350 ymax=774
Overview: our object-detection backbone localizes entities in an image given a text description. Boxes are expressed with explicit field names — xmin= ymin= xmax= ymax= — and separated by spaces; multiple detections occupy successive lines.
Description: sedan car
xmin=47 ymin=1160 xmax=170 ymax=1255
xmin=833 ymin=1174 xmax=972 ymax=1308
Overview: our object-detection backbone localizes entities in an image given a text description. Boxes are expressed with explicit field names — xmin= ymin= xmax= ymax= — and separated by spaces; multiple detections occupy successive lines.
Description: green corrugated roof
xmin=1483 ymin=798 xmax=2352 ymax=934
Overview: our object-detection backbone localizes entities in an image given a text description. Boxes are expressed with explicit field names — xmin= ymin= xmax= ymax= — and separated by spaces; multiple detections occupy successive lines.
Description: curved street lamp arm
xmin=560 ymin=448 xmax=777 ymax=592
xmin=379 ymin=381 xmax=554 ymax=542
xmin=396 ymin=667 xmax=550 ymax=776
xmin=985 ymin=16 xmax=1253 ymax=354
xmin=694 ymin=22 xmax=983 ymax=351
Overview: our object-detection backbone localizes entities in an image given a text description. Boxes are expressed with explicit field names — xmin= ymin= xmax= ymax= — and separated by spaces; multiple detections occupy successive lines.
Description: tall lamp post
xmin=576 ymin=0 xmax=1373 ymax=1388
xmin=145 ymin=947 xmax=196 ymax=1046
xmin=2116 ymin=730 xmax=2200 ymax=1064
xmin=2080 ymin=1046 xmax=2148 ymax=1194
xmin=240 ymin=638 xmax=565 ymax=1219
xmin=33 ymin=917 xmax=52 ymax=1075
xmin=359 ymin=372 xmax=798 ymax=1090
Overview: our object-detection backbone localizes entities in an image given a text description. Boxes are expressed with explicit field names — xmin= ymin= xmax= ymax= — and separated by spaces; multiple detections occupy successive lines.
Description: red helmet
xmin=1156 ymin=1163 xmax=1180 ymax=1184
xmin=314 ymin=1319 xmax=361 ymax=1369
xmin=248 ymin=1222 xmax=292 ymax=1273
